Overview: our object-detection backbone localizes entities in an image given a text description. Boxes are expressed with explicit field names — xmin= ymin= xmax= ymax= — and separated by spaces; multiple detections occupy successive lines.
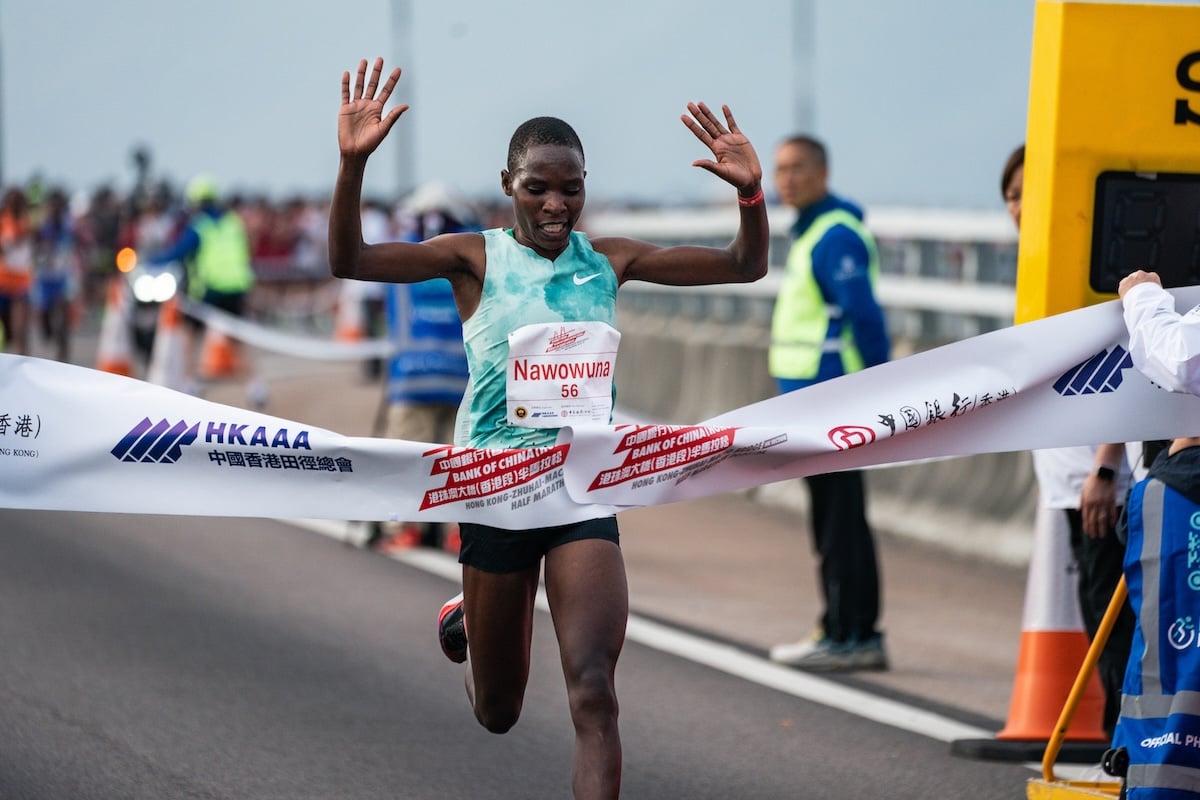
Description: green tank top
xmin=459 ymin=229 xmax=617 ymax=449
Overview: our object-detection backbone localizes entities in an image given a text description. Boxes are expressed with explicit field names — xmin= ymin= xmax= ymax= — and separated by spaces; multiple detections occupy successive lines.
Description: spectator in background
xmin=1006 ymin=144 xmax=1134 ymax=740
xmin=150 ymin=175 xmax=266 ymax=408
xmin=0 ymin=187 xmax=34 ymax=354
xmin=124 ymin=190 xmax=180 ymax=257
xmin=366 ymin=182 xmax=477 ymax=554
xmin=250 ymin=199 xmax=300 ymax=269
xmin=78 ymin=186 xmax=124 ymax=315
xmin=234 ymin=195 xmax=268 ymax=263
xmin=766 ymin=135 xmax=890 ymax=672
xmin=287 ymin=196 xmax=328 ymax=279
xmin=1000 ymin=145 xmax=1024 ymax=229
xmin=31 ymin=188 xmax=81 ymax=362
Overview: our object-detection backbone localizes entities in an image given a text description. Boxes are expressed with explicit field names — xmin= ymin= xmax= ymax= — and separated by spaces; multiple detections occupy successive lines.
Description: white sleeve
xmin=1122 ymin=282 xmax=1200 ymax=395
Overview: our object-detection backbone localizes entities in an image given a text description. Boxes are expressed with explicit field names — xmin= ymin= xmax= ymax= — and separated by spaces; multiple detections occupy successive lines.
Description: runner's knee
xmin=473 ymin=694 xmax=523 ymax=734
xmin=565 ymin=666 xmax=618 ymax=726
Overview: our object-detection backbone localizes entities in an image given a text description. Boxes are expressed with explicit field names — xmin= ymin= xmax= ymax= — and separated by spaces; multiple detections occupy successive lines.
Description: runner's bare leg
xmin=462 ymin=564 xmax=540 ymax=732
xmin=545 ymin=538 xmax=628 ymax=800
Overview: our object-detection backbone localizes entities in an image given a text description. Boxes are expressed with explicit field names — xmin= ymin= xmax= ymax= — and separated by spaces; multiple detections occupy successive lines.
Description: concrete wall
xmin=614 ymin=306 xmax=1037 ymax=567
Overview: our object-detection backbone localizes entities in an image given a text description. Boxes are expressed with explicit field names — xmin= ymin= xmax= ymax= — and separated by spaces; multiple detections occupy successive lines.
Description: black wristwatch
xmin=1095 ymin=465 xmax=1116 ymax=482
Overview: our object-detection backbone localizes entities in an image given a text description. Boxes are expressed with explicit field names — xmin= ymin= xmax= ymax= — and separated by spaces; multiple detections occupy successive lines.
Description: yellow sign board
xmin=1015 ymin=0 xmax=1200 ymax=323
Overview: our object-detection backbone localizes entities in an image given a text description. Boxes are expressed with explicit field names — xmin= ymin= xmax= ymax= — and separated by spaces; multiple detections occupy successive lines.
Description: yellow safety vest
xmin=769 ymin=208 xmax=879 ymax=380
xmin=191 ymin=213 xmax=254 ymax=296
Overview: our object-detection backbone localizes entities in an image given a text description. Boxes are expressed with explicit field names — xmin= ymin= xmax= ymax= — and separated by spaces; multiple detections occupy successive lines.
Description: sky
xmin=0 ymin=1 xmax=1078 ymax=210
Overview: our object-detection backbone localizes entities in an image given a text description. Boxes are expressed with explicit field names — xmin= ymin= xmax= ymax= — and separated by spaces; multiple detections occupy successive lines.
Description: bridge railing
xmin=587 ymin=203 xmax=1019 ymax=351
xmin=586 ymin=204 xmax=1035 ymax=565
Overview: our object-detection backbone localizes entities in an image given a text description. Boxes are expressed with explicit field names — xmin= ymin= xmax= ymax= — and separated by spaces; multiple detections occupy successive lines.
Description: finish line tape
xmin=3 ymin=289 xmax=1200 ymax=527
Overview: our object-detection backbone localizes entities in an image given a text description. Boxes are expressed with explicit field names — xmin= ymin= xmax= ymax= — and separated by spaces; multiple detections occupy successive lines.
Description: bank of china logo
xmin=828 ymin=425 xmax=875 ymax=451
xmin=1052 ymin=346 xmax=1133 ymax=396
xmin=111 ymin=418 xmax=200 ymax=463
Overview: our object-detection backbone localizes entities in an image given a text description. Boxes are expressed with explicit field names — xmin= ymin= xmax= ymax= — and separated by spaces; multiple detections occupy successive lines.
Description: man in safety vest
xmin=767 ymin=135 xmax=891 ymax=672
xmin=152 ymin=176 xmax=265 ymax=407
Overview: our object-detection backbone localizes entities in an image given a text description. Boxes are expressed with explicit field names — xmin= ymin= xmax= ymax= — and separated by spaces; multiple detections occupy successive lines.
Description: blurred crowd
xmin=0 ymin=175 xmax=511 ymax=361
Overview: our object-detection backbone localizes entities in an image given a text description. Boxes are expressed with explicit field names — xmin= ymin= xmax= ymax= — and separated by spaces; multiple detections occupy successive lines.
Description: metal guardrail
xmin=595 ymin=203 xmax=1020 ymax=350
xmin=621 ymin=271 xmax=1015 ymax=318
xmin=598 ymin=205 xmax=1037 ymax=563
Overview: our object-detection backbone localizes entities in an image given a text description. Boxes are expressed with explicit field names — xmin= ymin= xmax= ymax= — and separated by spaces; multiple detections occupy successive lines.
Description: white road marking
xmin=284 ymin=517 xmax=1102 ymax=781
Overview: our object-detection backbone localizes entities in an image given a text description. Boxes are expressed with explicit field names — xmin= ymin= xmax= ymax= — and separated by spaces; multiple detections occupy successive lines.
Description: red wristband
xmin=737 ymin=187 xmax=765 ymax=207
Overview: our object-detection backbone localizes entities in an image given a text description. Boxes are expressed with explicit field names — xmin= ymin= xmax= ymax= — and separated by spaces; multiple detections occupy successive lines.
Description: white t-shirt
xmin=1124 ymin=441 xmax=1156 ymax=484
xmin=1031 ymin=445 xmax=1132 ymax=510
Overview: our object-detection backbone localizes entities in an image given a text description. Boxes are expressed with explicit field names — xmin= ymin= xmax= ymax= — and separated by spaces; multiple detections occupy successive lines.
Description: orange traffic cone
xmin=996 ymin=500 xmax=1108 ymax=741
xmin=146 ymin=296 xmax=189 ymax=391
xmin=94 ymin=276 xmax=135 ymax=376
xmin=200 ymin=326 xmax=240 ymax=380
xmin=951 ymin=498 xmax=1109 ymax=762
xmin=334 ymin=281 xmax=366 ymax=341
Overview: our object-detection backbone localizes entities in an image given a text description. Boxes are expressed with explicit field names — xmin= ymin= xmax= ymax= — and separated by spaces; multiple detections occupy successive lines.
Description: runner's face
xmin=502 ymin=144 xmax=586 ymax=260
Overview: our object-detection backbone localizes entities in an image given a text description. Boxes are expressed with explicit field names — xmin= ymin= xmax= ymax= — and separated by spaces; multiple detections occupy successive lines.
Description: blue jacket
xmin=781 ymin=193 xmax=889 ymax=388
xmin=384 ymin=277 xmax=469 ymax=406
xmin=151 ymin=205 xmax=221 ymax=265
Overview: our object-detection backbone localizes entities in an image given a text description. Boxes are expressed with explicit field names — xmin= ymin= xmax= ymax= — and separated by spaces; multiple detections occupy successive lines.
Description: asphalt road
xmin=0 ymin=508 xmax=1037 ymax=799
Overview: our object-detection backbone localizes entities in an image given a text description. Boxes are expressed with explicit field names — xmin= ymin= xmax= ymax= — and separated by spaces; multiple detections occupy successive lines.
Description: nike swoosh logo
xmin=573 ymin=272 xmax=603 ymax=286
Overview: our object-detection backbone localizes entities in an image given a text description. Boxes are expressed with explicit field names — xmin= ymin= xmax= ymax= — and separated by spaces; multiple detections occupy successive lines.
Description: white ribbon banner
xmin=3 ymin=289 xmax=1200 ymax=526
xmin=181 ymin=297 xmax=399 ymax=361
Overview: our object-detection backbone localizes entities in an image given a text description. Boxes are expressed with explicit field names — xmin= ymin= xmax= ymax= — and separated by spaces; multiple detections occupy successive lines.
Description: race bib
xmin=506 ymin=321 xmax=620 ymax=428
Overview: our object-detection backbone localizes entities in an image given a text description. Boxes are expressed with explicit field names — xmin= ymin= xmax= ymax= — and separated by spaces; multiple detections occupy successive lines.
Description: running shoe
xmin=437 ymin=592 xmax=467 ymax=664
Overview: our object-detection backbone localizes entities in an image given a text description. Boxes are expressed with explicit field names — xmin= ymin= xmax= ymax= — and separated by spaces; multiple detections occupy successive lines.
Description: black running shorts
xmin=458 ymin=517 xmax=620 ymax=573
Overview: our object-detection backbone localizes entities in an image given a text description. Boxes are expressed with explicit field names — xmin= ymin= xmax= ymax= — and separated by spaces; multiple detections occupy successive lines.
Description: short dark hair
xmin=1001 ymin=145 xmax=1025 ymax=198
xmin=507 ymin=117 xmax=584 ymax=172
xmin=779 ymin=134 xmax=828 ymax=169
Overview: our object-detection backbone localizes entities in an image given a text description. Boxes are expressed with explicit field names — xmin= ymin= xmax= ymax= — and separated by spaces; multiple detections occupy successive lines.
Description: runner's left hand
xmin=681 ymin=102 xmax=762 ymax=194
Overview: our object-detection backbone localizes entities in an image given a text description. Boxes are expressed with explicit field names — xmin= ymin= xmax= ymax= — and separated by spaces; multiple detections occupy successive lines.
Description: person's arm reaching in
xmin=1119 ymin=270 xmax=1200 ymax=394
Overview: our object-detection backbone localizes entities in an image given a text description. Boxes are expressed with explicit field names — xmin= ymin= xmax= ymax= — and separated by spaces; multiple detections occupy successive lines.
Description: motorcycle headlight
xmin=131 ymin=271 xmax=178 ymax=303
xmin=131 ymin=273 xmax=157 ymax=303
xmin=151 ymin=272 xmax=177 ymax=303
